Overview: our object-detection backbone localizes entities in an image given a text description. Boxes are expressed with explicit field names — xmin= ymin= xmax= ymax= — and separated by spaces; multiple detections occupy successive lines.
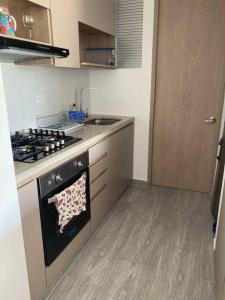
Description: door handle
xmin=204 ymin=116 xmax=216 ymax=124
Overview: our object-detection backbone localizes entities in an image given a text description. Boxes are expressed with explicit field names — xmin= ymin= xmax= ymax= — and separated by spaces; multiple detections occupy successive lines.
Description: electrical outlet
xmin=35 ymin=94 xmax=46 ymax=104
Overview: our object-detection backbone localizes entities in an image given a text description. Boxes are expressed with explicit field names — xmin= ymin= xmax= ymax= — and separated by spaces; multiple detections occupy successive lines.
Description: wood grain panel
xmin=89 ymin=155 xmax=107 ymax=183
xmin=91 ymin=185 xmax=110 ymax=232
xmin=90 ymin=170 xmax=107 ymax=199
xmin=89 ymin=137 xmax=109 ymax=166
xmin=152 ymin=0 xmax=225 ymax=192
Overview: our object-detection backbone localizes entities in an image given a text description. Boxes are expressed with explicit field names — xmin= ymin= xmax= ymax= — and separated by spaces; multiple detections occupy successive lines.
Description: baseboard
xmin=131 ymin=179 xmax=149 ymax=187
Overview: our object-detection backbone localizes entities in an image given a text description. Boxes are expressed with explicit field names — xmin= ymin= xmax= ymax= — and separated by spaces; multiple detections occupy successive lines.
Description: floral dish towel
xmin=52 ymin=173 xmax=87 ymax=233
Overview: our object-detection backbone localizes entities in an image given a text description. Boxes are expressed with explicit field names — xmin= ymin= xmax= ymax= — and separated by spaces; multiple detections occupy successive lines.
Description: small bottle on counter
xmin=71 ymin=102 xmax=76 ymax=111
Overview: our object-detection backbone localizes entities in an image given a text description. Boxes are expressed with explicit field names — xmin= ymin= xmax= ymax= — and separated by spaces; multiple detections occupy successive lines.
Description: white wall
xmin=2 ymin=64 xmax=89 ymax=132
xmin=89 ymin=0 xmax=154 ymax=181
xmin=0 ymin=65 xmax=31 ymax=300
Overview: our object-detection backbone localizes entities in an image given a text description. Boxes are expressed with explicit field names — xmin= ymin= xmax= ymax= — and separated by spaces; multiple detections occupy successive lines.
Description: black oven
xmin=37 ymin=151 xmax=90 ymax=266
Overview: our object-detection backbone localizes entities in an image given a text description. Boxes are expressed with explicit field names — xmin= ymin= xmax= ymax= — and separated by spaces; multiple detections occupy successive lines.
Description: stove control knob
xmin=49 ymin=143 xmax=55 ymax=150
xmin=55 ymin=175 xmax=63 ymax=184
xmin=78 ymin=161 xmax=84 ymax=168
xmin=43 ymin=145 xmax=50 ymax=153
xmin=60 ymin=139 xmax=65 ymax=146
xmin=55 ymin=141 xmax=60 ymax=148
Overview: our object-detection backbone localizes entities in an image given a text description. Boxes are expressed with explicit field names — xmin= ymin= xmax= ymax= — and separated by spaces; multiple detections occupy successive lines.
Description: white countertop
xmin=15 ymin=115 xmax=134 ymax=189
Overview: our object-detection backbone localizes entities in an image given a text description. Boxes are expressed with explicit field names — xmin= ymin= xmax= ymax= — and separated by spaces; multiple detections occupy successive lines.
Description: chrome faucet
xmin=80 ymin=87 xmax=99 ymax=117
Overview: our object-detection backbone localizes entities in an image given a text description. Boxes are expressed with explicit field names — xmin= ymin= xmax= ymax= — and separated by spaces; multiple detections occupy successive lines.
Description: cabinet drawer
xmin=89 ymin=138 xmax=108 ymax=166
xmin=90 ymin=171 xmax=107 ymax=199
xmin=91 ymin=186 xmax=110 ymax=232
xmin=90 ymin=155 xmax=107 ymax=183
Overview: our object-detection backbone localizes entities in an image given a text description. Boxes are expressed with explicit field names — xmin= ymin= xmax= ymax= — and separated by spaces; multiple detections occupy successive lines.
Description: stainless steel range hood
xmin=0 ymin=36 xmax=69 ymax=63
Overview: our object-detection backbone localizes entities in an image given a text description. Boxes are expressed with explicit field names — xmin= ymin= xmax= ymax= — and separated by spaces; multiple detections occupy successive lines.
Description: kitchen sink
xmin=85 ymin=118 xmax=121 ymax=125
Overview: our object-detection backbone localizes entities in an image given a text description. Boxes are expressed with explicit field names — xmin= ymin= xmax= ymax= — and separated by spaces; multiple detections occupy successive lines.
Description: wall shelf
xmin=80 ymin=62 xmax=116 ymax=69
xmin=79 ymin=22 xmax=116 ymax=68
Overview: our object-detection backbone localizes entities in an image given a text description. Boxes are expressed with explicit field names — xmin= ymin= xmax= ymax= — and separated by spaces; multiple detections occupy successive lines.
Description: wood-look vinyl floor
xmin=45 ymin=185 xmax=215 ymax=300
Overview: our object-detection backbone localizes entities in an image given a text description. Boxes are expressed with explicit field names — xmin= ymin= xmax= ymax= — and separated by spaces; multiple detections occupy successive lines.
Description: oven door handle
xmin=48 ymin=196 xmax=56 ymax=204
xmin=47 ymin=172 xmax=87 ymax=205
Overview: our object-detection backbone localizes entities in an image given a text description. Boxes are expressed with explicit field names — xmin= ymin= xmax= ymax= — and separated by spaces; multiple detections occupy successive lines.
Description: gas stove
xmin=11 ymin=128 xmax=82 ymax=163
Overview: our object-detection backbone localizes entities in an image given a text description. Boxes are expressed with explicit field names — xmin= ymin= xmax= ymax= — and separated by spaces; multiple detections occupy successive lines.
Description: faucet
xmin=80 ymin=87 xmax=99 ymax=117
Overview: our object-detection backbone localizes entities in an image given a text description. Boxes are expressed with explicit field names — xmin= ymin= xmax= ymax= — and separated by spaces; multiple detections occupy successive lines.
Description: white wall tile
xmin=2 ymin=64 xmax=90 ymax=132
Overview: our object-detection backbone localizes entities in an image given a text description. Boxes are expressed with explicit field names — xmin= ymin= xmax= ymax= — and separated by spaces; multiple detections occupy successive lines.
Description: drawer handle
xmin=90 ymin=169 xmax=107 ymax=185
xmin=91 ymin=183 xmax=108 ymax=201
xmin=90 ymin=152 xmax=107 ymax=167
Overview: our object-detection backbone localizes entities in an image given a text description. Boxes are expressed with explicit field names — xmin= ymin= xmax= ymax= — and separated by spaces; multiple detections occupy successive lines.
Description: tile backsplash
xmin=2 ymin=64 xmax=90 ymax=133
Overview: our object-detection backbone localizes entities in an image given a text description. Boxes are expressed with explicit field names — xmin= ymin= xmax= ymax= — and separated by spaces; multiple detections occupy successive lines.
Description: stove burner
xmin=11 ymin=129 xmax=82 ymax=163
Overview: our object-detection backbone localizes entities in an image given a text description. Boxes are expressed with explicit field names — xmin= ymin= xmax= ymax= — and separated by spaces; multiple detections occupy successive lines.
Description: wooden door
xmin=152 ymin=0 xmax=225 ymax=192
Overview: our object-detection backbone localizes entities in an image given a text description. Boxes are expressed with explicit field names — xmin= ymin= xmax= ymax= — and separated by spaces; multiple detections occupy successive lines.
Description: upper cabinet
xmin=0 ymin=0 xmax=52 ymax=44
xmin=77 ymin=0 xmax=115 ymax=36
xmin=51 ymin=0 xmax=116 ymax=69
xmin=51 ymin=0 xmax=80 ymax=68
xmin=0 ymin=0 xmax=115 ymax=68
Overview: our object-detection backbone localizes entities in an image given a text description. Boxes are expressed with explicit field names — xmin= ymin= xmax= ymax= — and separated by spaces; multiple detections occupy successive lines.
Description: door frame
xmin=148 ymin=0 xmax=160 ymax=184
xmin=147 ymin=0 xmax=225 ymax=191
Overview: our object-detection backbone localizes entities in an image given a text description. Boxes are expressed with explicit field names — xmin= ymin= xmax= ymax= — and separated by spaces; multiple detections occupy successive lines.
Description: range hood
xmin=0 ymin=36 xmax=69 ymax=63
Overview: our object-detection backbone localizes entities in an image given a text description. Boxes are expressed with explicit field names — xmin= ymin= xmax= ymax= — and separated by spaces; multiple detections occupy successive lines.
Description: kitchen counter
xmin=15 ymin=115 xmax=134 ymax=188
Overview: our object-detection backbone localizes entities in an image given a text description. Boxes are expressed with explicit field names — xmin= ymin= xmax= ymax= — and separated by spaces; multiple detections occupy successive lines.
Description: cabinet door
xmin=108 ymin=124 xmax=134 ymax=204
xmin=28 ymin=0 xmax=51 ymax=8
xmin=91 ymin=185 xmax=109 ymax=232
xmin=51 ymin=0 xmax=80 ymax=68
xmin=18 ymin=181 xmax=47 ymax=300
xmin=215 ymin=185 xmax=225 ymax=300
xmin=77 ymin=0 xmax=115 ymax=35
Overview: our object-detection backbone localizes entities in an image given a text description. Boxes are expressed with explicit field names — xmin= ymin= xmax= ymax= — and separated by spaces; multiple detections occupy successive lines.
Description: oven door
xmin=38 ymin=169 xmax=90 ymax=266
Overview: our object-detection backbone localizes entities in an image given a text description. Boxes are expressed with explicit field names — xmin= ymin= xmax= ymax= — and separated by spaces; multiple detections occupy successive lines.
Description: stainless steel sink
xmin=85 ymin=118 xmax=121 ymax=125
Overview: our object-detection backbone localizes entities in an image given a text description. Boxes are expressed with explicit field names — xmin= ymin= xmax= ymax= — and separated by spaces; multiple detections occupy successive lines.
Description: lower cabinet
xmin=91 ymin=185 xmax=109 ymax=232
xmin=17 ymin=181 xmax=47 ymax=300
xmin=108 ymin=123 xmax=134 ymax=204
xmin=89 ymin=123 xmax=134 ymax=232
xmin=17 ymin=122 xmax=134 ymax=298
